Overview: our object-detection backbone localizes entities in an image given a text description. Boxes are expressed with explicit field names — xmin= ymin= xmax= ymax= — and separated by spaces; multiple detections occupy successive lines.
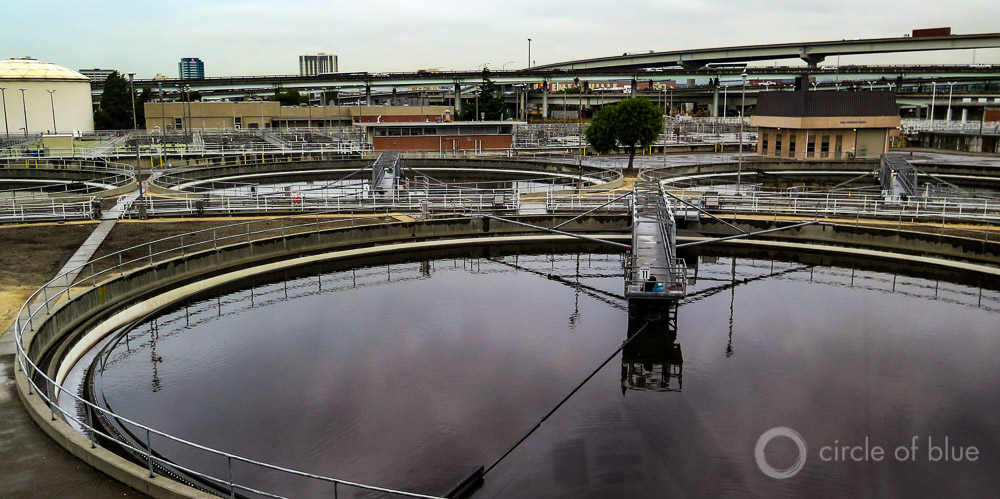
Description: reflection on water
xmin=88 ymin=246 xmax=1000 ymax=498
xmin=622 ymin=302 xmax=683 ymax=395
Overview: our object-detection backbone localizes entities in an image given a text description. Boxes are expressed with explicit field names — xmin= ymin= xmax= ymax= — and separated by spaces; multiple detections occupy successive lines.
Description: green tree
xmin=460 ymin=70 xmax=506 ymax=121
xmin=584 ymin=97 xmax=664 ymax=173
xmin=94 ymin=72 xmax=151 ymax=130
xmin=174 ymin=90 xmax=201 ymax=102
xmin=272 ymin=90 xmax=308 ymax=106
xmin=95 ymin=71 xmax=132 ymax=130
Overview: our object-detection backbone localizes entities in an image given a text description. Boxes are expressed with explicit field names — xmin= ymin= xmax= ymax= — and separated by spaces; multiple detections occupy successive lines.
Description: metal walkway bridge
xmin=624 ymin=183 xmax=688 ymax=300
xmin=372 ymin=151 xmax=402 ymax=195
xmin=878 ymin=154 xmax=918 ymax=200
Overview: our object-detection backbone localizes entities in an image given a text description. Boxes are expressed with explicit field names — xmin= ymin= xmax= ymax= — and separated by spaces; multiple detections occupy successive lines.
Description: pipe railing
xmin=0 ymin=158 xmax=136 ymax=198
xmin=121 ymin=187 xmax=522 ymax=218
xmin=13 ymin=211 xmax=453 ymax=499
xmin=0 ymin=198 xmax=96 ymax=221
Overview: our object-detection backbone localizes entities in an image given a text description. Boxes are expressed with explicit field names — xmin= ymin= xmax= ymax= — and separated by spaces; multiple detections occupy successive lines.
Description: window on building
xmin=761 ymin=134 xmax=769 ymax=155
xmin=175 ymin=118 xmax=183 ymax=130
xmin=788 ymin=134 xmax=796 ymax=158
xmin=807 ymin=136 xmax=815 ymax=158
xmin=234 ymin=117 xmax=242 ymax=129
xmin=248 ymin=123 xmax=259 ymax=129
xmin=775 ymin=134 xmax=782 ymax=156
xmin=821 ymin=135 xmax=830 ymax=158
xmin=835 ymin=135 xmax=843 ymax=158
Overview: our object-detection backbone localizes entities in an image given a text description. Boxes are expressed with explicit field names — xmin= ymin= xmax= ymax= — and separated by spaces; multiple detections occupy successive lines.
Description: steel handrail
xmin=12 ymin=210 xmax=451 ymax=498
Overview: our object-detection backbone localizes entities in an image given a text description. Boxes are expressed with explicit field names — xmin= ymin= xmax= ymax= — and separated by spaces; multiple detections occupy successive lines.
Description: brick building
xmin=365 ymin=121 xmax=522 ymax=152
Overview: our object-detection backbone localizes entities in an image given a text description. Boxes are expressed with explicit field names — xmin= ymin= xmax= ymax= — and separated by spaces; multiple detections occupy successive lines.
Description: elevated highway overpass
xmin=104 ymin=64 xmax=1000 ymax=96
xmin=533 ymin=32 xmax=1000 ymax=70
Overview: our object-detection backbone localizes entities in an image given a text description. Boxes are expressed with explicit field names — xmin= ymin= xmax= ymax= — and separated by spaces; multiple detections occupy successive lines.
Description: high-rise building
xmin=299 ymin=53 xmax=338 ymax=76
xmin=178 ymin=58 xmax=204 ymax=79
xmin=78 ymin=68 xmax=116 ymax=83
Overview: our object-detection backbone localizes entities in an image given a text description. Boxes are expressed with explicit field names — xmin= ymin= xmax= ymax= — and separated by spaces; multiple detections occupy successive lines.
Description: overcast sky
xmin=2 ymin=0 xmax=999 ymax=77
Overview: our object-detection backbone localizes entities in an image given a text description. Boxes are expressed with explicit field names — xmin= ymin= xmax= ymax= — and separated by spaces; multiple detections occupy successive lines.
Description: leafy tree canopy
xmin=584 ymin=97 xmax=664 ymax=172
xmin=94 ymin=72 xmax=152 ymax=130
xmin=460 ymin=69 xmax=507 ymax=121
xmin=273 ymin=89 xmax=309 ymax=106
xmin=95 ymin=71 xmax=132 ymax=130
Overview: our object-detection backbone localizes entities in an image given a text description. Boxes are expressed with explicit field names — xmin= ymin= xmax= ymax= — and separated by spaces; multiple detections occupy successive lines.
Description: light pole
xmin=502 ymin=61 xmax=514 ymax=71
xmin=738 ymin=72 xmax=747 ymax=194
xmin=946 ymin=81 xmax=955 ymax=121
xmin=128 ymin=74 xmax=140 ymax=178
xmin=662 ymin=85 xmax=669 ymax=167
xmin=19 ymin=88 xmax=28 ymax=136
xmin=930 ymin=81 xmax=937 ymax=124
xmin=46 ymin=89 xmax=56 ymax=132
xmin=128 ymin=73 xmax=137 ymax=132
xmin=811 ymin=82 xmax=818 ymax=91
xmin=575 ymin=77 xmax=583 ymax=188
xmin=0 ymin=87 xmax=8 ymax=138
xmin=723 ymin=84 xmax=728 ymax=115
xmin=158 ymin=82 xmax=165 ymax=134
xmin=867 ymin=81 xmax=875 ymax=91
xmin=527 ymin=38 xmax=532 ymax=68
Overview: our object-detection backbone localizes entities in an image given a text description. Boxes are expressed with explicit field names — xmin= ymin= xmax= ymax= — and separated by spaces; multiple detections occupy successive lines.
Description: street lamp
xmin=502 ymin=61 xmax=514 ymax=71
xmin=128 ymin=73 xmax=140 ymax=180
xmin=128 ymin=73 xmax=137 ymax=131
xmin=867 ymin=81 xmax=875 ymax=91
xmin=46 ymin=89 xmax=56 ymax=132
xmin=738 ymin=72 xmax=747 ymax=194
xmin=574 ymin=77 xmax=583 ymax=188
xmin=811 ymin=82 xmax=818 ymax=91
xmin=946 ymin=81 xmax=955 ymax=121
xmin=930 ymin=81 xmax=937 ymax=123
xmin=157 ymin=82 xmax=165 ymax=134
xmin=19 ymin=88 xmax=28 ymax=136
xmin=0 ymin=87 xmax=8 ymax=138
xmin=527 ymin=38 xmax=532 ymax=68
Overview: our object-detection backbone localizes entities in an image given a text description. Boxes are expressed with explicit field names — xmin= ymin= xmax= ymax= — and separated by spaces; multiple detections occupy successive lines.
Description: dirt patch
xmin=0 ymin=222 xmax=97 ymax=333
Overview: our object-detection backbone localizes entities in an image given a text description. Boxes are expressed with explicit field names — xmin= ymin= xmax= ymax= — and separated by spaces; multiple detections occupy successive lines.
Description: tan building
xmin=143 ymin=101 xmax=454 ymax=130
xmin=751 ymin=91 xmax=900 ymax=160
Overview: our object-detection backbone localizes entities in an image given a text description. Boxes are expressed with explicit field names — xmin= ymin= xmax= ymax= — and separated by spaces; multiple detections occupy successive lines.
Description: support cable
xmin=483 ymin=321 xmax=652 ymax=476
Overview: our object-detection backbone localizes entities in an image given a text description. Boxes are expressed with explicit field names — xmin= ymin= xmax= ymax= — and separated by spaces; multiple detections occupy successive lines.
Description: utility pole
xmin=527 ymin=38 xmax=532 ymax=69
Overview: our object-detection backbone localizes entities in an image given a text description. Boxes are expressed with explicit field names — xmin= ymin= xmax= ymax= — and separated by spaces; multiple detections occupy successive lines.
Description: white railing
xmin=0 ymin=158 xmax=136 ymax=198
xmin=0 ymin=198 xmax=96 ymax=221
xmin=901 ymin=119 xmax=1000 ymax=135
xmin=123 ymin=188 xmax=522 ymax=218
xmin=13 ymin=213 xmax=457 ymax=499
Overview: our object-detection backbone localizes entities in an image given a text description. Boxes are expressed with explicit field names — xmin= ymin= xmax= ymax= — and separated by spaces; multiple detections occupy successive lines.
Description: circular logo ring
xmin=755 ymin=427 xmax=807 ymax=479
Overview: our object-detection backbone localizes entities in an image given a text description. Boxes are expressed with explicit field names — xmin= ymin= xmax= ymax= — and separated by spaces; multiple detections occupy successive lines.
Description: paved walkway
xmin=0 ymin=186 xmax=148 ymax=498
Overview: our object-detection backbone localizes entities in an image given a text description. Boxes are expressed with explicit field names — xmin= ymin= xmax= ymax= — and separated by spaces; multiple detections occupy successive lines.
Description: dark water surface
xmin=91 ymin=246 xmax=1000 ymax=498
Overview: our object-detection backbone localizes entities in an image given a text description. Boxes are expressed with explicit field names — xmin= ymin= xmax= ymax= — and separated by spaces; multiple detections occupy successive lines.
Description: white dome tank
xmin=0 ymin=58 xmax=95 ymax=135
